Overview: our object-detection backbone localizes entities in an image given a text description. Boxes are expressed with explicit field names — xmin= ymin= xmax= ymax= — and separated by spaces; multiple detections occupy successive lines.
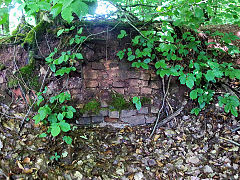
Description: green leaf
xmin=57 ymin=29 xmax=64 ymax=37
xmin=77 ymin=27 xmax=83 ymax=34
xmin=61 ymin=7 xmax=74 ymax=23
xmin=59 ymin=121 xmax=71 ymax=132
xmin=118 ymin=30 xmax=127 ymax=39
xmin=33 ymin=114 xmax=41 ymax=124
xmin=190 ymin=89 xmax=198 ymax=100
xmin=205 ymin=70 xmax=215 ymax=81
xmin=57 ymin=113 xmax=64 ymax=121
xmin=49 ymin=64 xmax=56 ymax=72
xmin=71 ymin=0 xmax=88 ymax=19
xmin=128 ymin=55 xmax=135 ymax=61
xmin=76 ymin=53 xmax=83 ymax=59
xmin=63 ymin=136 xmax=72 ymax=144
xmin=39 ymin=133 xmax=47 ymax=138
xmin=231 ymin=108 xmax=238 ymax=117
xmin=51 ymin=125 xmax=61 ymax=136
xmin=48 ymin=114 xmax=57 ymax=123
xmin=117 ymin=51 xmax=125 ymax=60
xmin=195 ymin=7 xmax=204 ymax=18
xmin=155 ymin=60 xmax=166 ymax=69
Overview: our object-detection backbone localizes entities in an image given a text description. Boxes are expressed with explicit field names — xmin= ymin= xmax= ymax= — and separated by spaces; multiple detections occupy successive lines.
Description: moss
xmin=80 ymin=99 xmax=101 ymax=115
xmin=0 ymin=63 xmax=5 ymax=71
xmin=109 ymin=93 xmax=133 ymax=111
xmin=7 ymin=77 xmax=18 ymax=88
xmin=141 ymin=97 xmax=152 ymax=105
xmin=23 ymin=20 xmax=48 ymax=49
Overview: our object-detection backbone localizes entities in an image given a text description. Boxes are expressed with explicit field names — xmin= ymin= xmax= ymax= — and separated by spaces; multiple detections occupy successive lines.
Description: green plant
xmin=218 ymin=94 xmax=240 ymax=117
xmin=34 ymin=89 xmax=75 ymax=142
xmin=80 ymin=99 xmax=101 ymax=115
xmin=133 ymin=96 xmax=141 ymax=110
xmin=50 ymin=152 xmax=61 ymax=161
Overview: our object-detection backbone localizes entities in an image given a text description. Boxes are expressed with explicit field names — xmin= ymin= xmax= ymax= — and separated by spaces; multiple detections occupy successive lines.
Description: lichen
xmin=80 ymin=99 xmax=101 ymax=115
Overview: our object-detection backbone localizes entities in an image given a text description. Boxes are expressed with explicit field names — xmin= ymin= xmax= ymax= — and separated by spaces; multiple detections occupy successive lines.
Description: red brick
xmin=126 ymin=87 xmax=140 ymax=94
xmin=84 ymin=70 xmax=98 ymax=79
xmin=140 ymin=73 xmax=150 ymax=80
xmin=85 ymin=80 xmax=98 ymax=88
xmin=139 ymin=80 xmax=148 ymax=87
xmin=113 ymin=81 xmax=125 ymax=88
xmin=127 ymin=71 xmax=141 ymax=79
xmin=141 ymin=87 xmax=152 ymax=94
xmin=113 ymin=88 xmax=125 ymax=94
xmin=128 ymin=79 xmax=140 ymax=87
xmin=150 ymin=82 xmax=160 ymax=89
xmin=91 ymin=62 xmax=105 ymax=70
xmin=108 ymin=70 xmax=120 ymax=78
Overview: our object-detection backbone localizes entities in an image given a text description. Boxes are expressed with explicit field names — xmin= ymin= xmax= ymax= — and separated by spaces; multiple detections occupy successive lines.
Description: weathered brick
xmin=140 ymin=73 xmax=150 ymax=80
xmin=84 ymin=70 xmax=98 ymax=79
xmin=121 ymin=115 xmax=145 ymax=125
xmin=139 ymin=80 xmax=148 ymax=87
xmin=121 ymin=110 xmax=137 ymax=118
xmin=128 ymin=79 xmax=140 ymax=87
xmin=92 ymin=62 xmax=105 ymax=70
xmin=109 ymin=62 xmax=119 ymax=68
xmin=151 ymin=107 xmax=159 ymax=114
xmin=92 ymin=116 xmax=104 ymax=123
xmin=85 ymin=80 xmax=98 ymax=88
xmin=99 ymin=110 xmax=108 ymax=116
xmin=126 ymin=87 xmax=140 ymax=94
xmin=76 ymin=117 xmax=91 ymax=125
xmin=113 ymin=81 xmax=125 ymax=88
xmin=127 ymin=71 xmax=141 ymax=79
xmin=113 ymin=88 xmax=125 ymax=94
xmin=141 ymin=87 xmax=152 ymax=94
xmin=145 ymin=116 xmax=156 ymax=124
xmin=109 ymin=111 xmax=120 ymax=118
xmin=137 ymin=107 xmax=149 ymax=114
xmin=104 ymin=117 xmax=118 ymax=122
xmin=150 ymin=82 xmax=160 ymax=89
xmin=108 ymin=70 xmax=120 ymax=78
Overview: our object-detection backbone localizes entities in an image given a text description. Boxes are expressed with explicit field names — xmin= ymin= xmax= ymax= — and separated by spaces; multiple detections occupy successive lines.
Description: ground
xmin=0 ymin=102 xmax=239 ymax=179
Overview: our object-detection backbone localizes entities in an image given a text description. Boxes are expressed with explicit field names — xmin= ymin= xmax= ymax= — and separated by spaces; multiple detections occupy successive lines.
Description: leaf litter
xmin=0 ymin=103 xmax=239 ymax=179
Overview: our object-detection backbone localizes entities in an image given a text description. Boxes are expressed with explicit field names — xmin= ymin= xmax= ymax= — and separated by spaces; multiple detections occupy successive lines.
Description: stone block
xmin=113 ymin=81 xmax=125 ymax=88
xmin=121 ymin=115 xmax=145 ymax=125
xmin=92 ymin=116 xmax=104 ymax=123
xmin=76 ymin=117 xmax=91 ymax=125
xmin=113 ymin=88 xmax=125 ymax=94
xmin=141 ymin=87 xmax=152 ymax=94
xmin=92 ymin=62 xmax=105 ymax=70
xmin=121 ymin=110 xmax=137 ymax=118
xmin=137 ymin=107 xmax=148 ymax=114
xmin=145 ymin=116 xmax=156 ymax=124
xmin=150 ymin=81 xmax=160 ymax=89
xmin=85 ymin=80 xmax=98 ymax=88
xmin=151 ymin=107 xmax=159 ymax=114
xmin=104 ymin=117 xmax=118 ymax=122
xmin=109 ymin=111 xmax=120 ymax=118
xmin=99 ymin=110 xmax=108 ymax=116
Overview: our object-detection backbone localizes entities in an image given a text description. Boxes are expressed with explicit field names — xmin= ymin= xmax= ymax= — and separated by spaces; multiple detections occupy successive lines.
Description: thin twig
xmin=220 ymin=137 xmax=240 ymax=147
xmin=150 ymin=76 xmax=172 ymax=138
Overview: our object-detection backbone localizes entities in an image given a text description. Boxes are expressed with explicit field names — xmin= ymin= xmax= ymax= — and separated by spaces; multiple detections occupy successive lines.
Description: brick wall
xmin=73 ymin=59 xmax=164 ymax=126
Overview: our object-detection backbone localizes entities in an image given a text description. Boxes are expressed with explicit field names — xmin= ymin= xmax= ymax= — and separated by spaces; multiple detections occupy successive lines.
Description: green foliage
xmin=218 ymin=94 xmax=240 ymax=117
xmin=50 ymin=152 xmax=61 ymax=161
xmin=132 ymin=96 xmax=141 ymax=110
xmin=34 ymin=89 xmax=75 ymax=144
xmin=80 ymin=99 xmax=101 ymax=115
